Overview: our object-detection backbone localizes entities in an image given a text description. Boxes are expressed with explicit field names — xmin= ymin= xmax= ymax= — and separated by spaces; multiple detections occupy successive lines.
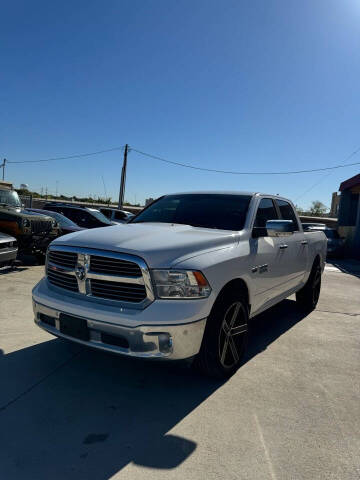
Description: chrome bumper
xmin=0 ymin=247 xmax=17 ymax=265
xmin=33 ymin=300 xmax=207 ymax=360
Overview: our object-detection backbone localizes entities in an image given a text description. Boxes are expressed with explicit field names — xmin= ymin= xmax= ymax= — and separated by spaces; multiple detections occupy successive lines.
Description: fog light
xmin=158 ymin=333 xmax=173 ymax=353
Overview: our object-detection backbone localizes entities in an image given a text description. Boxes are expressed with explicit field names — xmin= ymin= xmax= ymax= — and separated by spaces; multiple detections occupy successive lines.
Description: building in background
xmin=330 ymin=192 xmax=340 ymax=217
xmin=337 ymin=173 xmax=360 ymax=258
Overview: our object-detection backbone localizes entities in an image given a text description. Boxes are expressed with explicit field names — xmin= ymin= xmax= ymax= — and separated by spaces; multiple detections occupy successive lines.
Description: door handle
xmin=301 ymin=240 xmax=308 ymax=245
xmin=279 ymin=244 xmax=288 ymax=249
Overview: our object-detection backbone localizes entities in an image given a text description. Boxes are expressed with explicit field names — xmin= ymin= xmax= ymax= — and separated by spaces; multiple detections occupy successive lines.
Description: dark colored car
xmin=0 ymin=187 xmax=59 ymax=253
xmin=26 ymin=209 xmax=86 ymax=236
xmin=99 ymin=207 xmax=135 ymax=224
xmin=43 ymin=203 xmax=114 ymax=229
xmin=302 ymin=222 xmax=326 ymax=231
xmin=308 ymin=227 xmax=344 ymax=257
xmin=0 ymin=232 xmax=18 ymax=268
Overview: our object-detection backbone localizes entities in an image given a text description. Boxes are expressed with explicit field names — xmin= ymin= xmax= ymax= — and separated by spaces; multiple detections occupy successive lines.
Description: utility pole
xmin=118 ymin=144 xmax=128 ymax=209
xmin=56 ymin=180 xmax=59 ymax=197
xmin=1 ymin=158 xmax=6 ymax=180
xmin=101 ymin=175 xmax=108 ymax=202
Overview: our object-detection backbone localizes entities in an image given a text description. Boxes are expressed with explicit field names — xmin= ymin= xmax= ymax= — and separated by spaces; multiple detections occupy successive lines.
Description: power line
xmin=7 ymin=146 xmax=125 ymax=164
xmin=130 ymin=145 xmax=360 ymax=175
xmin=4 ymin=142 xmax=360 ymax=175
xmin=294 ymin=173 xmax=333 ymax=202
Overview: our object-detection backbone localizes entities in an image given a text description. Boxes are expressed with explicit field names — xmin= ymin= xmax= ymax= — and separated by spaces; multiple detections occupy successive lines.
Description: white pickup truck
xmin=32 ymin=192 xmax=327 ymax=378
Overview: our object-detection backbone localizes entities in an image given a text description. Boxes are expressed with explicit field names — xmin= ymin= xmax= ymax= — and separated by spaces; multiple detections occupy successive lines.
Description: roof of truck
xmin=165 ymin=191 xmax=260 ymax=196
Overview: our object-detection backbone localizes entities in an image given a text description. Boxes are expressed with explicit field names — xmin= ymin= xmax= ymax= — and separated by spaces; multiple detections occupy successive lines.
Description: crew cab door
xmin=249 ymin=198 xmax=283 ymax=312
xmin=274 ymin=199 xmax=308 ymax=290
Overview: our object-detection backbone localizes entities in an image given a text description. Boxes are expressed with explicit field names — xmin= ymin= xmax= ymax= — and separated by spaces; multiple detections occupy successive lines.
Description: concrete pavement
xmin=0 ymin=261 xmax=359 ymax=479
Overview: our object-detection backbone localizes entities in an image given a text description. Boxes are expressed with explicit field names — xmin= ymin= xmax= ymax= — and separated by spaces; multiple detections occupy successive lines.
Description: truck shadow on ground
xmin=0 ymin=299 xmax=307 ymax=480
xmin=326 ymin=258 xmax=360 ymax=278
xmin=0 ymin=266 xmax=28 ymax=275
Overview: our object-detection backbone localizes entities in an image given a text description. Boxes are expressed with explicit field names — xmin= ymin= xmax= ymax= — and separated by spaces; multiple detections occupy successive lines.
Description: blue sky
xmin=1 ymin=0 xmax=360 ymax=209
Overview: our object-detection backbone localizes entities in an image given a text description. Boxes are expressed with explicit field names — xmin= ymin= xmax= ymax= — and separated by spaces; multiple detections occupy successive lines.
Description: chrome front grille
xmin=91 ymin=279 xmax=146 ymax=302
xmin=46 ymin=246 xmax=154 ymax=308
xmin=48 ymin=250 xmax=77 ymax=269
xmin=90 ymin=255 xmax=142 ymax=277
xmin=47 ymin=269 xmax=79 ymax=292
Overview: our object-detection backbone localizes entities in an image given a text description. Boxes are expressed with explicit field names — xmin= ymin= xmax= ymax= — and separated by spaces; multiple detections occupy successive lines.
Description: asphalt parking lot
xmin=1 ymin=260 xmax=359 ymax=480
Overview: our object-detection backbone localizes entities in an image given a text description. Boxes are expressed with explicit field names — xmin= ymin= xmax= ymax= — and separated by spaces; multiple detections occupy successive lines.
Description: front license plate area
xmin=59 ymin=314 xmax=89 ymax=341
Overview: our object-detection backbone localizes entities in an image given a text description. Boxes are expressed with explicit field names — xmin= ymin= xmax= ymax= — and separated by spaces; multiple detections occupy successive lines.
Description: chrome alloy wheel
xmin=218 ymin=301 xmax=247 ymax=368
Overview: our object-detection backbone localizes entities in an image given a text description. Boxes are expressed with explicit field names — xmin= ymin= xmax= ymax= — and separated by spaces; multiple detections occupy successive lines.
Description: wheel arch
xmin=214 ymin=277 xmax=251 ymax=314
xmin=312 ymin=254 xmax=321 ymax=269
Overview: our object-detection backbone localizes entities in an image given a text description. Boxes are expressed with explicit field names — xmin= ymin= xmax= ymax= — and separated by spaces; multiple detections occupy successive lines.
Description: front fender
xmin=174 ymin=243 xmax=254 ymax=309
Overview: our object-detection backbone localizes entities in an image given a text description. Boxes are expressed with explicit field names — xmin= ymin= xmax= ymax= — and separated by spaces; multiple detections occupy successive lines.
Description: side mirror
xmin=266 ymin=220 xmax=295 ymax=237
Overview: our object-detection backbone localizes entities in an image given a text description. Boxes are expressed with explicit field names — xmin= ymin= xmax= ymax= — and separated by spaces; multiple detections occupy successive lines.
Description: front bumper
xmin=0 ymin=247 xmax=18 ymax=266
xmin=32 ymin=279 xmax=209 ymax=360
xmin=18 ymin=233 xmax=58 ymax=252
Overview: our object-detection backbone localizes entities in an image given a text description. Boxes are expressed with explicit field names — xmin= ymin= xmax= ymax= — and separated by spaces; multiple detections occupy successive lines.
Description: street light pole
xmin=118 ymin=144 xmax=128 ymax=209
xmin=1 ymin=158 xmax=6 ymax=181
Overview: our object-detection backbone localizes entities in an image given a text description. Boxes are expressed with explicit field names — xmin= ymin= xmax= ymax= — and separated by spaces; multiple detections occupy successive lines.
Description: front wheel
xmin=296 ymin=262 xmax=322 ymax=312
xmin=193 ymin=291 xmax=248 ymax=379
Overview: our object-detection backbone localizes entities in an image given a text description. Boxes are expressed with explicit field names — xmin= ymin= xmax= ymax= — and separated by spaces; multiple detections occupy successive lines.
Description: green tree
xmin=295 ymin=204 xmax=304 ymax=215
xmin=309 ymin=200 xmax=327 ymax=216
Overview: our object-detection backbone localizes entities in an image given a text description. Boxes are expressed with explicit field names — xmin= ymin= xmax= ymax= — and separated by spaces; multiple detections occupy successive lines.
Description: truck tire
xmin=194 ymin=290 xmax=248 ymax=379
xmin=35 ymin=252 xmax=46 ymax=265
xmin=296 ymin=262 xmax=321 ymax=312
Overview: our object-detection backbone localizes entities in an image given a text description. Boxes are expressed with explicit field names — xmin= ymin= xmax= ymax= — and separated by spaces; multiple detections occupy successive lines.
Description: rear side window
xmin=114 ymin=211 xmax=126 ymax=220
xmin=101 ymin=209 xmax=112 ymax=219
xmin=253 ymin=198 xmax=278 ymax=237
xmin=79 ymin=211 xmax=99 ymax=227
xmin=276 ymin=200 xmax=299 ymax=230
xmin=60 ymin=208 xmax=79 ymax=223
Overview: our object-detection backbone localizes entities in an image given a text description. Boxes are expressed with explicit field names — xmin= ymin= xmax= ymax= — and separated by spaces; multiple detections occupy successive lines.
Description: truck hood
xmin=0 ymin=205 xmax=53 ymax=222
xmin=52 ymin=222 xmax=239 ymax=268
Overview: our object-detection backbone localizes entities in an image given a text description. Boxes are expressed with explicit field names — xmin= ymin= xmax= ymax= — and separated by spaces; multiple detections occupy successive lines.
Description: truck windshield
xmin=0 ymin=190 xmax=21 ymax=207
xmin=132 ymin=194 xmax=252 ymax=231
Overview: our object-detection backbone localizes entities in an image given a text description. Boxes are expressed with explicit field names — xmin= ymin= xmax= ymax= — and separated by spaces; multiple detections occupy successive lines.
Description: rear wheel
xmin=35 ymin=252 xmax=46 ymax=265
xmin=296 ymin=262 xmax=322 ymax=312
xmin=194 ymin=290 xmax=248 ymax=378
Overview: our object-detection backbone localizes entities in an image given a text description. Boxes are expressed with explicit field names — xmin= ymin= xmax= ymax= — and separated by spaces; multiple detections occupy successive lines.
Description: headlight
xmin=51 ymin=219 xmax=57 ymax=227
xmin=152 ymin=269 xmax=211 ymax=299
xmin=22 ymin=218 xmax=30 ymax=227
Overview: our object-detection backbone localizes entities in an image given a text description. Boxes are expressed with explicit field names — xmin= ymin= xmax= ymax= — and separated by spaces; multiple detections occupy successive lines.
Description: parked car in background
xmin=99 ymin=207 xmax=135 ymax=224
xmin=0 ymin=183 xmax=59 ymax=255
xmin=307 ymin=226 xmax=344 ymax=257
xmin=26 ymin=209 xmax=86 ymax=236
xmin=302 ymin=222 xmax=326 ymax=231
xmin=33 ymin=191 xmax=327 ymax=379
xmin=0 ymin=232 xmax=18 ymax=268
xmin=43 ymin=203 xmax=114 ymax=229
